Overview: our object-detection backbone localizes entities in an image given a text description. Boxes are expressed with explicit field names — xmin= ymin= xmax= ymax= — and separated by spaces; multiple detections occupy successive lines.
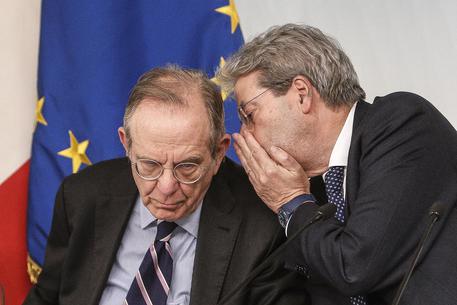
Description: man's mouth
xmin=148 ymin=198 xmax=186 ymax=209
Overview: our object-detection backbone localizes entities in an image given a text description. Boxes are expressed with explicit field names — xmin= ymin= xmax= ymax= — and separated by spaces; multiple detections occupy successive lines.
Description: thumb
xmin=269 ymin=146 xmax=302 ymax=171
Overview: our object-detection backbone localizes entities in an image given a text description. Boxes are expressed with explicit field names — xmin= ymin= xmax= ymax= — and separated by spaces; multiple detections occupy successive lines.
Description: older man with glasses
xmin=24 ymin=66 xmax=308 ymax=305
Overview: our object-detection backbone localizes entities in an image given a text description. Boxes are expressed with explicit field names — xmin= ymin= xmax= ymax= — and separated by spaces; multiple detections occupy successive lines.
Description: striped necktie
xmin=125 ymin=221 xmax=177 ymax=305
xmin=325 ymin=166 xmax=367 ymax=305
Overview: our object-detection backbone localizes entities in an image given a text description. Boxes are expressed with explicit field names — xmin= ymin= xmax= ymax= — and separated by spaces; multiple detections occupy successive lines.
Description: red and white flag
xmin=0 ymin=0 xmax=40 ymax=304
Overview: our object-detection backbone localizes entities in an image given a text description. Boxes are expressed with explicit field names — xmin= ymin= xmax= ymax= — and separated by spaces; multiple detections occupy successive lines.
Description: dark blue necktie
xmin=325 ymin=166 xmax=367 ymax=305
xmin=125 ymin=221 xmax=177 ymax=305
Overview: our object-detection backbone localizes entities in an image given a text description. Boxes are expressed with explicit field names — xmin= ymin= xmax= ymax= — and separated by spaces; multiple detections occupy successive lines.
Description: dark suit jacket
xmin=24 ymin=158 xmax=308 ymax=305
xmin=285 ymin=92 xmax=457 ymax=305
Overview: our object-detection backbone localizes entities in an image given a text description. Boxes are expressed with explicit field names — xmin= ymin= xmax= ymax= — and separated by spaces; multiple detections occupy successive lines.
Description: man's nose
xmin=156 ymin=168 xmax=179 ymax=195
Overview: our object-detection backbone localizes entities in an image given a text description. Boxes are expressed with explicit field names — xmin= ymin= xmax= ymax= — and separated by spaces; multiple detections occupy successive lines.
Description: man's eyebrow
xmin=176 ymin=155 xmax=204 ymax=164
xmin=135 ymin=154 xmax=155 ymax=160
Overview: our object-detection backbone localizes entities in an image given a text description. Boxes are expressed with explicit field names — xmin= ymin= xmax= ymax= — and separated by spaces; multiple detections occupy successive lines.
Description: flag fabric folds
xmin=27 ymin=0 xmax=243 ymax=280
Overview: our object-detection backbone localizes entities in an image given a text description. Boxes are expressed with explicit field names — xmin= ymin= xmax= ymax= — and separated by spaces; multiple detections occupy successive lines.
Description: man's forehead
xmin=133 ymin=99 xmax=207 ymax=125
xmin=130 ymin=102 xmax=211 ymax=150
xmin=234 ymin=72 xmax=262 ymax=103
xmin=134 ymin=137 xmax=208 ymax=148
xmin=132 ymin=123 xmax=210 ymax=145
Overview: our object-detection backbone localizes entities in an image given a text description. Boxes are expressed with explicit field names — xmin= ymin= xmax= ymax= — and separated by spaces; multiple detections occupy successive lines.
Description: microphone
xmin=391 ymin=202 xmax=445 ymax=305
xmin=217 ymin=203 xmax=337 ymax=305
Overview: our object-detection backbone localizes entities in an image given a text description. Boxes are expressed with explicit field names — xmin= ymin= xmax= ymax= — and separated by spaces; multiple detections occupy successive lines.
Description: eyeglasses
xmin=131 ymin=158 xmax=208 ymax=184
xmin=237 ymin=88 xmax=270 ymax=128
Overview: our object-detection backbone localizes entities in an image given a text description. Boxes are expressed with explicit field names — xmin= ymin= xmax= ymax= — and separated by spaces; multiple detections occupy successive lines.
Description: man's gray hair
xmin=123 ymin=65 xmax=225 ymax=158
xmin=217 ymin=24 xmax=365 ymax=107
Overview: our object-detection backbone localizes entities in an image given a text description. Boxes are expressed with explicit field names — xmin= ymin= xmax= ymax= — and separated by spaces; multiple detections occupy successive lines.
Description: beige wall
xmin=237 ymin=0 xmax=457 ymax=128
xmin=0 ymin=0 xmax=41 ymax=183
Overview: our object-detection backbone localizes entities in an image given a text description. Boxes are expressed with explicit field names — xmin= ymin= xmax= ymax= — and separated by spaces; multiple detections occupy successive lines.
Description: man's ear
xmin=292 ymin=75 xmax=314 ymax=114
xmin=213 ymin=134 xmax=231 ymax=174
xmin=118 ymin=127 xmax=129 ymax=156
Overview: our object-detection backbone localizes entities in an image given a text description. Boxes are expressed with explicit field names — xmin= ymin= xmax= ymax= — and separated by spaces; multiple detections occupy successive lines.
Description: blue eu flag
xmin=27 ymin=0 xmax=243 ymax=276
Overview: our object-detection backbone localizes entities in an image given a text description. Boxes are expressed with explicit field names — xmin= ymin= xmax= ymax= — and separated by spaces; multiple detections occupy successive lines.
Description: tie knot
xmin=156 ymin=221 xmax=177 ymax=242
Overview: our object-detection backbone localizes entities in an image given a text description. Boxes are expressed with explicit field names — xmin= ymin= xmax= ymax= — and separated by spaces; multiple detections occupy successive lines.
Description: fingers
xmin=269 ymin=146 xmax=303 ymax=172
xmin=233 ymin=140 xmax=252 ymax=175
xmin=232 ymin=130 xmax=310 ymax=212
xmin=242 ymin=130 xmax=276 ymax=167
xmin=234 ymin=130 xmax=301 ymax=174
xmin=233 ymin=130 xmax=274 ymax=166
xmin=232 ymin=132 xmax=265 ymax=176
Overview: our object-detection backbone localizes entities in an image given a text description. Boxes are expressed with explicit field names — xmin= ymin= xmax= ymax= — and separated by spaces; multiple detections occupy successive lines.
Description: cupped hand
xmin=232 ymin=130 xmax=310 ymax=213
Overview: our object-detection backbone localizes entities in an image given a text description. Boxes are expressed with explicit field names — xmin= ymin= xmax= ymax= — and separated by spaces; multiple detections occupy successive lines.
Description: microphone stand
xmin=391 ymin=202 xmax=444 ymax=305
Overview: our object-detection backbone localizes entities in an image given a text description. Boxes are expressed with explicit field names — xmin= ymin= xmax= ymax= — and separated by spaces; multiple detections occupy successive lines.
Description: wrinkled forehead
xmin=129 ymin=100 xmax=211 ymax=154
xmin=132 ymin=129 xmax=210 ymax=151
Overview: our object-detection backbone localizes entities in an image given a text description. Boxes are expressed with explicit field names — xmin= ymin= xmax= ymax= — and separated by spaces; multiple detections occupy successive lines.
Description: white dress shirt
xmin=325 ymin=101 xmax=358 ymax=194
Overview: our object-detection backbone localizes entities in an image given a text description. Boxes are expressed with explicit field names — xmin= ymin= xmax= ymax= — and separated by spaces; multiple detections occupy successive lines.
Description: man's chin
xmin=147 ymin=204 xmax=187 ymax=222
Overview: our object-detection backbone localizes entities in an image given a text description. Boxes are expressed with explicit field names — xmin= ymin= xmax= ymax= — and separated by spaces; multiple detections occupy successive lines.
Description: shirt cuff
xmin=278 ymin=194 xmax=317 ymax=234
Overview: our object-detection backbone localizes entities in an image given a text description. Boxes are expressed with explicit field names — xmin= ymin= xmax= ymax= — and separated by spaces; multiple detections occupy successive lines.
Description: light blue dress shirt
xmin=99 ymin=196 xmax=202 ymax=305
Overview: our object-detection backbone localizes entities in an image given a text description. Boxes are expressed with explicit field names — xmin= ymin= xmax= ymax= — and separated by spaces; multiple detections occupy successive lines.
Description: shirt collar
xmin=328 ymin=102 xmax=358 ymax=168
xmin=175 ymin=202 xmax=202 ymax=238
xmin=139 ymin=196 xmax=202 ymax=238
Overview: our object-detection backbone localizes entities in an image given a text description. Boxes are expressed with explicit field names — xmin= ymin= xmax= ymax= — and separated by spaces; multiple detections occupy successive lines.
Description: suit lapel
xmin=189 ymin=170 xmax=242 ymax=305
xmin=88 ymin=160 xmax=138 ymax=305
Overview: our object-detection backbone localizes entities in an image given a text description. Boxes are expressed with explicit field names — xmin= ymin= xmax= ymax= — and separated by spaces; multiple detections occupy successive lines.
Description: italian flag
xmin=0 ymin=0 xmax=40 ymax=303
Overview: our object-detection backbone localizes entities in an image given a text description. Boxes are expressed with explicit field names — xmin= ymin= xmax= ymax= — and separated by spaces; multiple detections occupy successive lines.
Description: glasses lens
xmin=136 ymin=159 xmax=162 ymax=179
xmin=174 ymin=162 xmax=202 ymax=183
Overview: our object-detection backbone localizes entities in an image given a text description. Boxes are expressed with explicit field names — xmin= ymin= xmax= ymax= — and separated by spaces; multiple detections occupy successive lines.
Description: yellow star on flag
xmin=36 ymin=97 xmax=48 ymax=126
xmin=58 ymin=130 xmax=92 ymax=173
xmin=215 ymin=0 xmax=240 ymax=34
xmin=211 ymin=57 xmax=229 ymax=101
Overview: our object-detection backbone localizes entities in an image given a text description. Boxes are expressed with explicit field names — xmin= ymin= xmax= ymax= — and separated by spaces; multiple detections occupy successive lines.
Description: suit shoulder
xmin=371 ymin=91 xmax=429 ymax=114
xmin=357 ymin=92 xmax=436 ymax=133
xmin=221 ymin=158 xmax=280 ymax=224
xmin=219 ymin=157 xmax=251 ymax=188
xmin=220 ymin=158 xmax=260 ymax=204
xmin=62 ymin=157 xmax=134 ymax=194
xmin=365 ymin=91 xmax=454 ymax=133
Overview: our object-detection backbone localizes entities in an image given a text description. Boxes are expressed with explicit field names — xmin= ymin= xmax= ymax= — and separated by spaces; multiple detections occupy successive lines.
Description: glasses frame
xmin=237 ymin=88 xmax=270 ymax=128
xmin=131 ymin=158 xmax=208 ymax=184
